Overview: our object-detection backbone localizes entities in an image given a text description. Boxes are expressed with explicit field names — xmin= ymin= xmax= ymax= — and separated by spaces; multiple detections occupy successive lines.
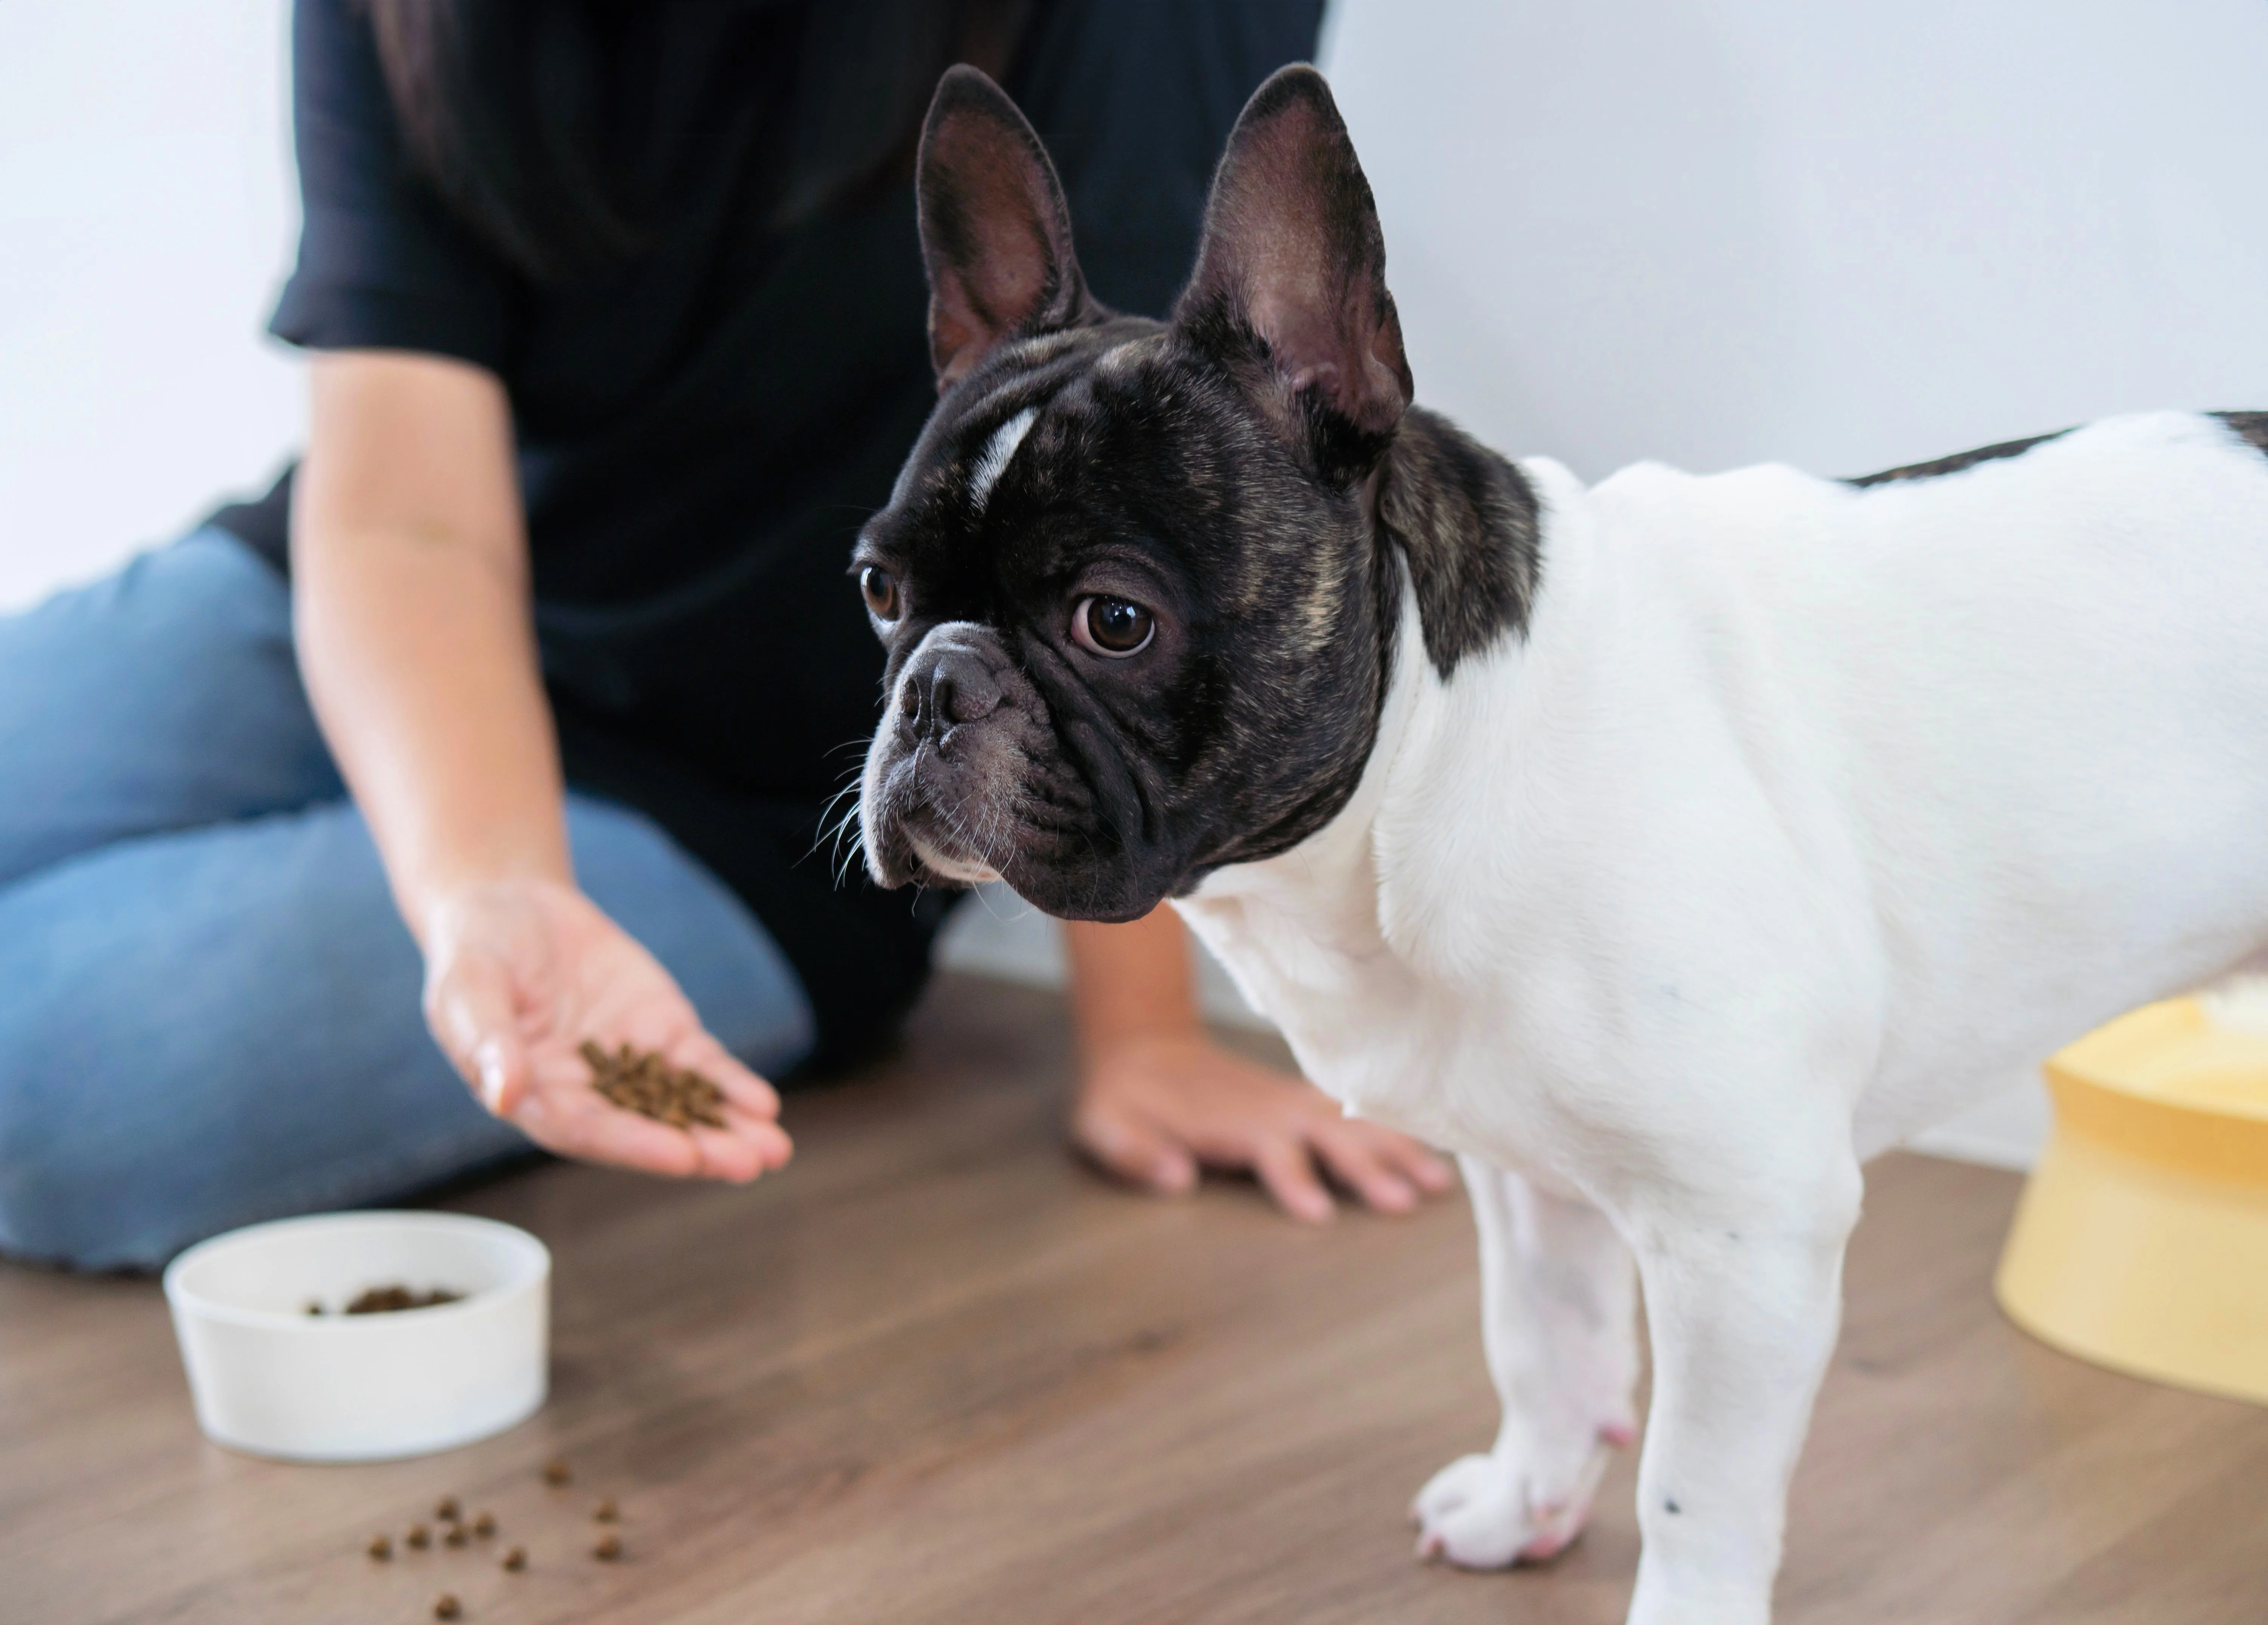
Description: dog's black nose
xmin=905 ymin=639 xmax=1004 ymax=738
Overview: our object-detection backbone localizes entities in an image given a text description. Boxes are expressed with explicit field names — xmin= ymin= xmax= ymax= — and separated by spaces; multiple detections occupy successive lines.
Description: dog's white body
xmin=1175 ymin=410 xmax=2268 ymax=1623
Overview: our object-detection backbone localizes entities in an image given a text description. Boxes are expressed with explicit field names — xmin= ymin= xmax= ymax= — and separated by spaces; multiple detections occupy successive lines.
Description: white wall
xmin=1322 ymin=0 xmax=2268 ymax=480
xmin=0 ymin=0 xmax=302 ymax=611
xmin=13 ymin=1 xmax=2268 ymax=1166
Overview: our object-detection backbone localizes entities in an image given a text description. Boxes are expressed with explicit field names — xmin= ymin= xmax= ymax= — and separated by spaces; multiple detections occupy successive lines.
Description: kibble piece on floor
xmin=592 ymin=1532 xmax=623 ymax=1562
xmin=406 ymin=1523 xmax=431 ymax=1550
xmin=593 ymin=1498 xmax=618 ymax=1523
xmin=433 ymin=1594 xmax=461 ymax=1621
xmin=543 ymin=1457 xmax=572 ymax=1485
xmin=471 ymin=1510 xmax=496 ymax=1538
xmin=501 ymin=1546 xmax=528 ymax=1573
xmin=435 ymin=1496 xmax=460 ymax=1521
xmin=443 ymin=1524 xmax=468 ymax=1548
xmin=367 ymin=1534 xmax=392 ymax=1561
xmin=579 ymin=1039 xmax=729 ymax=1130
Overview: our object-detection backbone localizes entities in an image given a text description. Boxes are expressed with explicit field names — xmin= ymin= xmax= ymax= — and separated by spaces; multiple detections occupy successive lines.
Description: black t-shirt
xmin=208 ymin=0 xmax=1323 ymax=1065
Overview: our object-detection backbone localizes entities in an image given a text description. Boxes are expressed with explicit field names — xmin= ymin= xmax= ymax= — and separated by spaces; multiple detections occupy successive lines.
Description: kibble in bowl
xmin=163 ymin=1212 xmax=550 ymax=1461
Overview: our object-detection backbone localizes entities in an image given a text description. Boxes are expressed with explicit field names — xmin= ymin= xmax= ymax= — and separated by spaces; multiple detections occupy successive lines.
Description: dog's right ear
xmin=1176 ymin=67 xmax=1412 ymax=469
xmin=916 ymin=66 xmax=1097 ymax=391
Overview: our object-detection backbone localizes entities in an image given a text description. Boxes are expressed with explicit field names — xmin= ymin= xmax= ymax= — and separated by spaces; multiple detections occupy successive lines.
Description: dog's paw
xmin=1410 ymin=1438 xmax=1617 ymax=1569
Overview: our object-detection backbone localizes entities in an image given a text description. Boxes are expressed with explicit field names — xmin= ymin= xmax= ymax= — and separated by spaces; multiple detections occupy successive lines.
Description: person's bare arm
xmin=1062 ymin=910 xmax=1451 ymax=1221
xmin=296 ymin=352 xmax=564 ymax=918
xmin=294 ymin=350 xmax=789 ymax=1181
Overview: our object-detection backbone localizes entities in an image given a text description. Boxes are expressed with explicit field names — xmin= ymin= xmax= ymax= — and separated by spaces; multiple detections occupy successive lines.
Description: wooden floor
xmin=3 ymin=974 xmax=2264 ymax=1624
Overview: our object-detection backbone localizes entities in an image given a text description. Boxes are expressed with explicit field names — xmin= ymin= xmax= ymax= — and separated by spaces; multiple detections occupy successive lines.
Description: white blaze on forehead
xmin=967 ymin=406 xmax=1039 ymax=512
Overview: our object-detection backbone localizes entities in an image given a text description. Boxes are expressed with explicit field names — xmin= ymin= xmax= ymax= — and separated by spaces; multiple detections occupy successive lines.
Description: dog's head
xmin=855 ymin=64 xmax=1483 ymax=921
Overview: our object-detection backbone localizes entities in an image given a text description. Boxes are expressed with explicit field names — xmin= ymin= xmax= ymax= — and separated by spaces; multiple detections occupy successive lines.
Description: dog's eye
xmin=1072 ymin=595 xmax=1155 ymax=658
xmin=860 ymin=565 xmax=901 ymax=623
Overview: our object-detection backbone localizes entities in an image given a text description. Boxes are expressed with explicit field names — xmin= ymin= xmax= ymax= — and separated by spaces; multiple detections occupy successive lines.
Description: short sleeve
xmin=267 ymin=0 xmax=516 ymax=371
xmin=1009 ymin=0 xmax=1327 ymax=319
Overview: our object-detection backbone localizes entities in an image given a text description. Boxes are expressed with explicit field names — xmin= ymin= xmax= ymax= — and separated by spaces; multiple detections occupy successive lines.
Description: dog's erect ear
xmin=916 ymin=66 xmax=1096 ymax=390
xmin=1176 ymin=66 xmax=1412 ymax=448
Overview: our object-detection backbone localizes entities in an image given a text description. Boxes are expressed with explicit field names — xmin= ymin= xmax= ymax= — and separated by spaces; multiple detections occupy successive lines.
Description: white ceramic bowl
xmin=162 ymin=1211 xmax=549 ymax=1462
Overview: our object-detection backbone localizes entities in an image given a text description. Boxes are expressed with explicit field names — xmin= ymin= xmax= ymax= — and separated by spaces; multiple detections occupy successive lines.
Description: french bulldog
xmin=854 ymin=62 xmax=2268 ymax=1625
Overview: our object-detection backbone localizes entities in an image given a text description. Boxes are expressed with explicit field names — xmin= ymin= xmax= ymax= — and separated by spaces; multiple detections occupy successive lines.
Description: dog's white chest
xmin=1175 ymin=858 xmax=1576 ymax=1178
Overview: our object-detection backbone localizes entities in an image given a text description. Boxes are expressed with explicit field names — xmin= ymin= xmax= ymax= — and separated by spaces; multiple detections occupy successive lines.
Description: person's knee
xmin=0 ymin=1052 xmax=169 ymax=1272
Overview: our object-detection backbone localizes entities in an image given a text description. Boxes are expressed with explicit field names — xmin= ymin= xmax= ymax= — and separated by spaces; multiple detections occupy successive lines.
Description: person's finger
xmin=1252 ymin=1137 xmax=1335 ymax=1224
xmin=423 ymin=952 xmax=531 ymax=1117
xmin=515 ymin=1084 xmax=705 ymax=1177
xmin=1383 ymin=1132 xmax=1455 ymax=1194
xmin=669 ymin=1030 xmax=781 ymax=1120
xmin=686 ymin=1117 xmax=794 ymax=1183
xmin=1312 ymin=1125 xmax=1419 ymax=1214
xmin=1072 ymin=1100 xmax=1198 ymax=1195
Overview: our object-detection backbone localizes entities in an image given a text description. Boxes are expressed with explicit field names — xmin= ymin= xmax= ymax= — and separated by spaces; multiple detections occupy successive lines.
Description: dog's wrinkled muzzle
xmin=859 ymin=622 xmax=1048 ymax=889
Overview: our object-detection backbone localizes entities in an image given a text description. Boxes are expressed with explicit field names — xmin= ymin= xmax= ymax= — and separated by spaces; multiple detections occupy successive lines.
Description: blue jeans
xmin=0 ymin=530 xmax=816 ymax=1271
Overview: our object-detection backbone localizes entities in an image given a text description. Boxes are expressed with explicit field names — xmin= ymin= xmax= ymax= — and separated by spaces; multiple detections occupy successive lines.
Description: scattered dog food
xmin=580 ymin=1040 xmax=728 ymax=1130
xmin=361 ymin=1476 xmax=624 ymax=1600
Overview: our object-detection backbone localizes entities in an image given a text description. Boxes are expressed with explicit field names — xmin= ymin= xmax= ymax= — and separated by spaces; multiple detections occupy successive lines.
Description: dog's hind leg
xmin=1620 ymin=1158 xmax=1862 ymax=1625
xmin=1412 ymin=1156 xmax=1640 ymax=1568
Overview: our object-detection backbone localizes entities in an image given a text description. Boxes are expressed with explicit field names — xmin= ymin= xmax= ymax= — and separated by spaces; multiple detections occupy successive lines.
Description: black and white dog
xmin=855 ymin=64 xmax=2268 ymax=1624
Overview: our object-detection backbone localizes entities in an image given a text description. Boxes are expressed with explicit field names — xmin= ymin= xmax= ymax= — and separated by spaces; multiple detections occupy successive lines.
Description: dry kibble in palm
xmin=435 ymin=1496 xmax=461 ymax=1521
xmin=433 ymin=1595 xmax=461 ymax=1621
xmin=579 ymin=1039 xmax=728 ymax=1129
xmin=443 ymin=1523 xmax=468 ymax=1548
xmin=593 ymin=1498 xmax=618 ymax=1523
xmin=367 ymin=1533 xmax=392 ymax=1561
xmin=406 ymin=1523 xmax=431 ymax=1550
xmin=592 ymin=1532 xmax=623 ymax=1561
xmin=543 ymin=1456 xmax=572 ymax=1486
xmin=502 ymin=1546 xmax=528 ymax=1573
xmin=471 ymin=1510 xmax=496 ymax=1538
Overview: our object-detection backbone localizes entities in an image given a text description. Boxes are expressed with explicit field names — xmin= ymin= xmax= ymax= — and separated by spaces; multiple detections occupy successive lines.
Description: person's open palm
xmin=420 ymin=877 xmax=793 ymax=1181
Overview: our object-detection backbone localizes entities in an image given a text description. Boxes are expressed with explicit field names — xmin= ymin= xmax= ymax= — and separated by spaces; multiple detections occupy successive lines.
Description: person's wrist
xmin=404 ymin=859 xmax=572 ymax=951
xmin=1076 ymin=1024 xmax=1207 ymax=1097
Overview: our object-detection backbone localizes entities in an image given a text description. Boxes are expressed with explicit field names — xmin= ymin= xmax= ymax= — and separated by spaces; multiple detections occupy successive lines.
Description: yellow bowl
xmin=1995 ymin=996 xmax=2268 ymax=1406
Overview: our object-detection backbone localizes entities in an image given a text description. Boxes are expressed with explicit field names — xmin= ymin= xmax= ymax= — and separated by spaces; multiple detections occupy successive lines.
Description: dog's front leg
xmin=1413 ymin=1155 xmax=1640 ymax=1567
xmin=1620 ymin=1165 xmax=1862 ymax=1625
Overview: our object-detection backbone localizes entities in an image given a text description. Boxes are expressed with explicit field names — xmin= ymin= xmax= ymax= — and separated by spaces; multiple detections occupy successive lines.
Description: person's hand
xmin=1070 ymin=1031 xmax=1454 ymax=1223
xmin=420 ymin=876 xmax=793 ymax=1182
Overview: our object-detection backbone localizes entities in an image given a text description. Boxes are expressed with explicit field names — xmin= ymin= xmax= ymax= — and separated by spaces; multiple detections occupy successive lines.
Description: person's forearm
xmin=1062 ymin=910 xmax=1202 ymax=1061
xmin=296 ymin=531 xmax=567 ymax=941
xmin=294 ymin=353 xmax=568 ymax=947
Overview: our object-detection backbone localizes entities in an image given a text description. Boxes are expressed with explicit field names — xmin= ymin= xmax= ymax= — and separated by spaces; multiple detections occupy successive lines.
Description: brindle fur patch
xmin=2210 ymin=410 xmax=2268 ymax=459
xmin=1845 ymin=428 xmax=2073 ymax=487
xmin=1379 ymin=408 xmax=1540 ymax=677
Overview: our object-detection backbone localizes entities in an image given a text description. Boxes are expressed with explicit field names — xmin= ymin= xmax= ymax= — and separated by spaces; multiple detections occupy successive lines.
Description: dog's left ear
xmin=1176 ymin=66 xmax=1413 ymax=458
xmin=916 ymin=65 xmax=1100 ymax=390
